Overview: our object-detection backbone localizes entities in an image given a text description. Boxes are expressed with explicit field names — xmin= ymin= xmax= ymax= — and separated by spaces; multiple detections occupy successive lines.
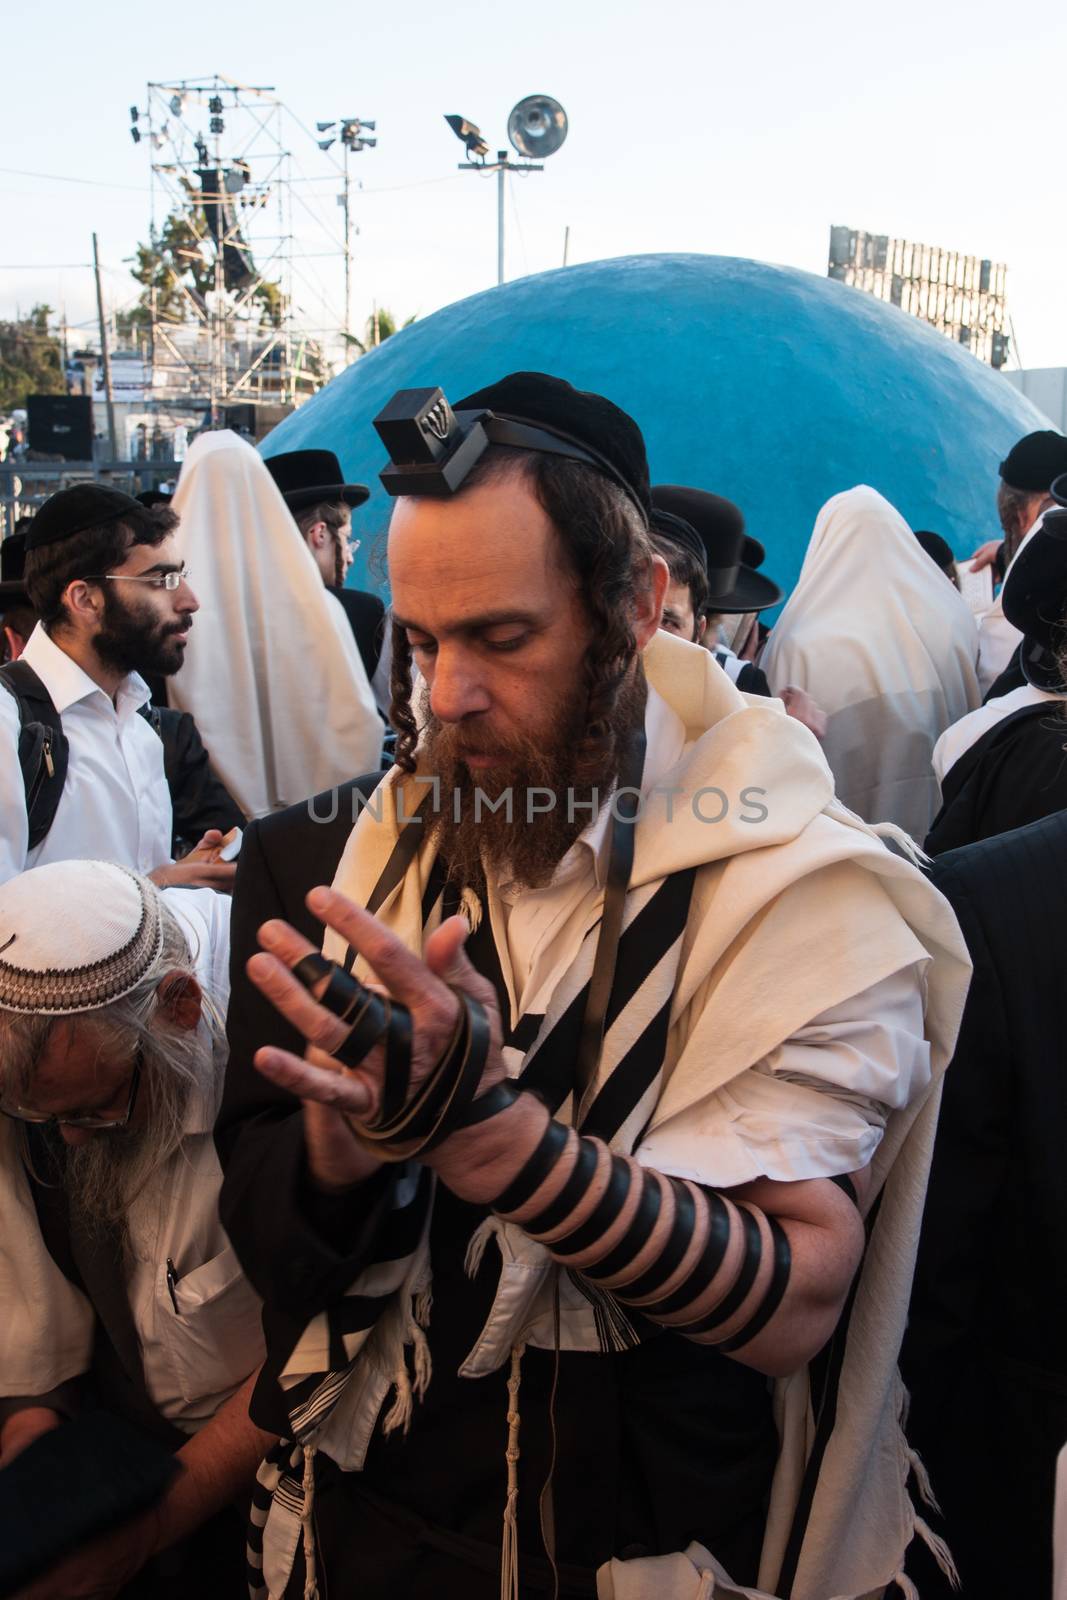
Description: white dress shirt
xmin=0 ymin=623 xmax=173 ymax=885
xmin=491 ymin=687 xmax=929 ymax=1185
xmin=0 ymin=888 xmax=263 ymax=1433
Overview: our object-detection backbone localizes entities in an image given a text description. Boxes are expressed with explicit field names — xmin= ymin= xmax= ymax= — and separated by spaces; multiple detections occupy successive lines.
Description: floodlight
xmin=169 ymin=94 xmax=184 ymax=117
xmin=445 ymin=114 xmax=490 ymax=160
xmin=208 ymin=96 xmax=224 ymax=115
xmin=210 ymin=115 xmax=224 ymax=135
xmin=318 ymin=137 xmax=335 ymax=151
xmin=507 ymin=95 xmax=568 ymax=160
xmin=130 ymin=126 xmax=141 ymax=144
xmin=130 ymin=106 xmax=139 ymax=123
xmin=316 ymin=121 xmax=335 ymax=132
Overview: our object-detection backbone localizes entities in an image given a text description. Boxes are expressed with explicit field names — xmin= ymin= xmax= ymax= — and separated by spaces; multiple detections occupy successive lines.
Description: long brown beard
xmin=421 ymin=672 xmax=646 ymax=892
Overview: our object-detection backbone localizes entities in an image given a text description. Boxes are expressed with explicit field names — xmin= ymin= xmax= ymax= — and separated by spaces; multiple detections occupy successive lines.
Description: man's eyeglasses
xmin=0 ymin=1047 xmax=143 ymax=1131
xmin=85 ymin=566 xmax=191 ymax=592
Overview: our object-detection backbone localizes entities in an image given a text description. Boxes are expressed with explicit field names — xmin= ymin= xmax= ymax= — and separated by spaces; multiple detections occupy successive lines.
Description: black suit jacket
xmin=215 ymin=776 xmax=394 ymax=1401
xmin=902 ymin=811 xmax=1067 ymax=1597
xmin=329 ymin=586 xmax=385 ymax=682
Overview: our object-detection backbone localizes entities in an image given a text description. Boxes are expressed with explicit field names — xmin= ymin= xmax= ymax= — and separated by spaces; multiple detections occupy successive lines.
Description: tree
xmin=122 ymin=209 xmax=288 ymax=333
xmin=343 ymin=305 xmax=417 ymax=355
xmin=0 ymin=305 xmax=65 ymax=411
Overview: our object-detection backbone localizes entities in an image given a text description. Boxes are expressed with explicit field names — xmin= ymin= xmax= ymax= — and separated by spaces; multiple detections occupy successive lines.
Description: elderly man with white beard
xmin=0 ymin=861 xmax=270 ymax=1599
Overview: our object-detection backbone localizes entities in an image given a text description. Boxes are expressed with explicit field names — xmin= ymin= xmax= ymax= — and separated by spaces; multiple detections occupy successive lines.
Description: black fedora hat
xmin=650 ymin=485 xmax=781 ymax=613
xmin=264 ymin=449 xmax=370 ymax=514
xmin=0 ymin=531 xmax=29 ymax=605
xmin=1001 ymin=480 xmax=1067 ymax=691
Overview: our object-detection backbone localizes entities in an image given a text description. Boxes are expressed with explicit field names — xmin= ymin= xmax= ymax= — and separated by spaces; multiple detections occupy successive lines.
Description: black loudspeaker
xmin=223 ymin=403 xmax=256 ymax=436
xmin=27 ymin=394 xmax=94 ymax=460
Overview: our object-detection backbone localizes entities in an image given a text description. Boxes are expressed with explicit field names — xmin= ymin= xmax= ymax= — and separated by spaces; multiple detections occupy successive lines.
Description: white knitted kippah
xmin=0 ymin=861 xmax=165 ymax=1016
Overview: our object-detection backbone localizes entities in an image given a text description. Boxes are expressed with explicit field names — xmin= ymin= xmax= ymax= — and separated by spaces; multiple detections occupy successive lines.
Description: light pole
xmin=445 ymin=98 xmax=568 ymax=287
xmin=317 ymin=117 xmax=377 ymax=362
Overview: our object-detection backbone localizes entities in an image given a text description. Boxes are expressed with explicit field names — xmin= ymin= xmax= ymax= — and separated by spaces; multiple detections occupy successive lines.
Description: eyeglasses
xmin=0 ymin=1047 xmax=143 ymax=1131
xmin=85 ymin=566 xmax=191 ymax=592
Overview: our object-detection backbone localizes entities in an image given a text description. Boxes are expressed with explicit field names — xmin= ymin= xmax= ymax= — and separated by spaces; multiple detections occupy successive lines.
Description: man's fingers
xmin=306 ymin=885 xmax=453 ymax=1011
xmin=247 ymin=951 xmax=355 ymax=1056
xmin=425 ymin=916 xmax=495 ymax=1002
xmin=424 ymin=917 xmax=503 ymax=1045
xmin=253 ymin=1045 xmax=374 ymax=1116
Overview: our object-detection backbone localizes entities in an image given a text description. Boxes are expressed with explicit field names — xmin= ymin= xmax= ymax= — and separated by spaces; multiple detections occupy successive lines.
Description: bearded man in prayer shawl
xmin=217 ymin=375 xmax=971 ymax=1600
xmin=761 ymin=486 xmax=980 ymax=841
xmin=168 ymin=430 xmax=382 ymax=820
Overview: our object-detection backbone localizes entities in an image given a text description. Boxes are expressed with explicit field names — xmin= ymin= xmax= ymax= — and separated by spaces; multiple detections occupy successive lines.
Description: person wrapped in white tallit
xmin=169 ymin=430 xmax=381 ymax=818
xmin=761 ymin=486 xmax=980 ymax=842
xmin=248 ymin=629 xmax=971 ymax=1600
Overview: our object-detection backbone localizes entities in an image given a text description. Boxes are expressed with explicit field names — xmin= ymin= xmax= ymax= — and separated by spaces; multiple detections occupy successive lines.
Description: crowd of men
xmin=0 ymin=381 xmax=1066 ymax=1600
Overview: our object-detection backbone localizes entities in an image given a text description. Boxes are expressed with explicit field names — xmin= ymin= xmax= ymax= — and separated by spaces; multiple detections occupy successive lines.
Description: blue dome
xmin=263 ymin=253 xmax=1050 ymax=604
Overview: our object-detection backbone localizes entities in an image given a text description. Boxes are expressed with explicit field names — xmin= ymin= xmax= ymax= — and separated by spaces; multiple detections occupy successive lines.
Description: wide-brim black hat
xmin=264 ymin=449 xmax=369 ymax=513
xmin=650 ymin=484 xmax=781 ymax=613
xmin=1001 ymin=494 xmax=1067 ymax=691
xmin=0 ymin=531 xmax=30 ymax=605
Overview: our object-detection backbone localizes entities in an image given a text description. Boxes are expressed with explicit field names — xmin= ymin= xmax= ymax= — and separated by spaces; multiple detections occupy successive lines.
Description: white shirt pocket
xmin=153 ymin=1241 xmax=265 ymax=1414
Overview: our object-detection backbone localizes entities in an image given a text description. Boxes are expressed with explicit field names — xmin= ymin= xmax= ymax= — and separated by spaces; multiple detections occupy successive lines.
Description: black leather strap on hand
xmin=290 ymin=955 xmax=495 ymax=1159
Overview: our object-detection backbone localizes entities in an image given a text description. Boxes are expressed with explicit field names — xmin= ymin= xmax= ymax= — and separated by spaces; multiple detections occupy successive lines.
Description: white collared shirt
xmin=0 ymin=624 xmax=173 ymax=885
xmin=491 ymin=687 xmax=929 ymax=1185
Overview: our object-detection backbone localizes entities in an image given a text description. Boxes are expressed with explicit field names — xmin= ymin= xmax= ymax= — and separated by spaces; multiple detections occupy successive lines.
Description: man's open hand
xmin=246 ymin=886 xmax=504 ymax=1190
xmin=150 ymin=831 xmax=237 ymax=893
xmin=968 ymin=537 xmax=1003 ymax=573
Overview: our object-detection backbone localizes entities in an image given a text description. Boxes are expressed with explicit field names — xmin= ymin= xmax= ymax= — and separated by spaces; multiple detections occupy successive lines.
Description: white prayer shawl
xmin=169 ymin=430 xmax=382 ymax=819
xmin=761 ymin=486 xmax=980 ymax=842
xmin=245 ymin=632 xmax=973 ymax=1600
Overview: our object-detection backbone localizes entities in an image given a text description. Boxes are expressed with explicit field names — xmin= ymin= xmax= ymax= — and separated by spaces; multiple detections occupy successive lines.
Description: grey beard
xmin=60 ymin=1073 xmax=191 ymax=1237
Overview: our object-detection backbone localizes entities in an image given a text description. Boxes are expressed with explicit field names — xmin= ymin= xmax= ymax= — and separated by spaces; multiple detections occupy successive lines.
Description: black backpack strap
xmin=138 ymin=703 xmax=163 ymax=738
xmin=0 ymin=660 xmax=70 ymax=852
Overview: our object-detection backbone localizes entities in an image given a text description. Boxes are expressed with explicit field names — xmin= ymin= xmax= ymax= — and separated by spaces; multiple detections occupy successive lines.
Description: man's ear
xmin=305 ymin=522 xmax=328 ymax=550
xmin=694 ymin=613 xmax=708 ymax=645
xmin=62 ymin=579 xmax=104 ymax=628
xmin=155 ymin=971 xmax=203 ymax=1031
xmin=634 ymin=552 xmax=670 ymax=650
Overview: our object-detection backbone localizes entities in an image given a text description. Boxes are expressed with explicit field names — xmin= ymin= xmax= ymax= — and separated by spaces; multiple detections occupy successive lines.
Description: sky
xmin=2 ymin=0 xmax=1065 ymax=373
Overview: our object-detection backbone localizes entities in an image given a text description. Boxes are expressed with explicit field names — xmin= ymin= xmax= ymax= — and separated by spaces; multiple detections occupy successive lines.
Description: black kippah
xmin=456 ymin=371 xmax=651 ymax=520
xmin=999 ymin=431 xmax=1067 ymax=493
xmin=26 ymin=485 xmax=144 ymax=552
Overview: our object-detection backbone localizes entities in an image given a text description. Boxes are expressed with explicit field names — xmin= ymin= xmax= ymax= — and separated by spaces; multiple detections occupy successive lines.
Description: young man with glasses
xmin=0 ymin=484 xmax=235 ymax=889
xmin=0 ymin=859 xmax=270 ymax=1597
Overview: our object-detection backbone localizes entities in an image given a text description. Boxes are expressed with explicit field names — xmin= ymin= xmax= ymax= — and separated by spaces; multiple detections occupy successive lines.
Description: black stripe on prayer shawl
xmin=577 ymin=869 xmax=696 ymax=1141
xmin=519 ymin=869 xmax=697 ymax=1114
xmin=773 ymin=1187 xmax=885 ymax=1597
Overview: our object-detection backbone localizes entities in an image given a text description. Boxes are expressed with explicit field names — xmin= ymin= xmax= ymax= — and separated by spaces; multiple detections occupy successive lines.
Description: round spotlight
xmin=507 ymin=95 xmax=568 ymax=160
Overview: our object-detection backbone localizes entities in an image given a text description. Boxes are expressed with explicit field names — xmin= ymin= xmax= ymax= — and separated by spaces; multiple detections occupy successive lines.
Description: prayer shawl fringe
xmin=250 ymin=631 xmax=971 ymax=1600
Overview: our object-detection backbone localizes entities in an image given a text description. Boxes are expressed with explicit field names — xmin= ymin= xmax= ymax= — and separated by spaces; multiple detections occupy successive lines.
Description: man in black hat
xmin=968 ymin=429 xmax=1067 ymax=695
xmin=265 ymin=448 xmax=387 ymax=689
xmin=926 ymin=476 xmax=1067 ymax=854
xmin=649 ymin=485 xmax=827 ymax=734
xmin=0 ymin=484 xmax=234 ymax=890
xmin=216 ymin=372 xmax=959 ymax=1599
xmin=0 ymin=521 xmax=37 ymax=663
